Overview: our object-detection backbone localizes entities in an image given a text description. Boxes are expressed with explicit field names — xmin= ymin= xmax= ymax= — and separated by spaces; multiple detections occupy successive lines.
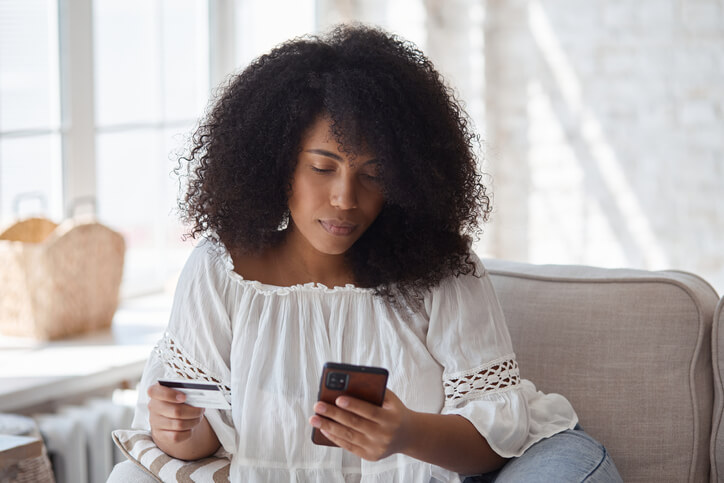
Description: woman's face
xmin=287 ymin=115 xmax=384 ymax=256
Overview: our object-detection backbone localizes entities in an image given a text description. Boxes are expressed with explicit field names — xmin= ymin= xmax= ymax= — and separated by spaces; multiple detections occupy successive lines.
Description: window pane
xmin=94 ymin=0 xmax=209 ymax=295
xmin=96 ymin=128 xmax=193 ymax=295
xmin=0 ymin=0 xmax=60 ymax=132
xmin=97 ymin=129 xmax=163 ymax=292
xmin=0 ymin=134 xmax=63 ymax=222
xmin=162 ymin=0 xmax=209 ymax=121
xmin=93 ymin=0 xmax=161 ymax=126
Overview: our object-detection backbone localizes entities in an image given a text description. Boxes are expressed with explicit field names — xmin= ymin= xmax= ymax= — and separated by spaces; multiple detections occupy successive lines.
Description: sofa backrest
xmin=712 ymin=296 xmax=724 ymax=481
xmin=484 ymin=259 xmax=719 ymax=483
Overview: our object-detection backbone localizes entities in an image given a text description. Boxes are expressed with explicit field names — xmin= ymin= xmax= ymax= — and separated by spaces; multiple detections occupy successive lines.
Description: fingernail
xmin=315 ymin=403 xmax=326 ymax=414
xmin=336 ymin=397 xmax=348 ymax=408
xmin=311 ymin=417 xmax=322 ymax=428
xmin=176 ymin=394 xmax=185 ymax=402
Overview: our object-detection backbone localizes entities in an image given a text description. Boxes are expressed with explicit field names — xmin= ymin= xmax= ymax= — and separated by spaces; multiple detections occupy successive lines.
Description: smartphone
xmin=311 ymin=362 xmax=389 ymax=447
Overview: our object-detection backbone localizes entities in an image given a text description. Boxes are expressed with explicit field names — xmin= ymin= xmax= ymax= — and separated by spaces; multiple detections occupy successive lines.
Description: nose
xmin=330 ymin=174 xmax=358 ymax=210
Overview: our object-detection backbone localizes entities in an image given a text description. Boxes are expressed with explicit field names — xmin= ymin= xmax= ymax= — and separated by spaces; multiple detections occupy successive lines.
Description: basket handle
xmin=67 ymin=196 xmax=97 ymax=218
xmin=13 ymin=192 xmax=47 ymax=218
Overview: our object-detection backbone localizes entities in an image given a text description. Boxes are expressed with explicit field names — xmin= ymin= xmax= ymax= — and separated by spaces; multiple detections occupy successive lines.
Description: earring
xmin=277 ymin=210 xmax=290 ymax=231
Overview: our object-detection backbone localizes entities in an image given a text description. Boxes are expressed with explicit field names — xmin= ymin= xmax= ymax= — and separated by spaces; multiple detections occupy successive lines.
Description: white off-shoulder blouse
xmin=132 ymin=240 xmax=577 ymax=482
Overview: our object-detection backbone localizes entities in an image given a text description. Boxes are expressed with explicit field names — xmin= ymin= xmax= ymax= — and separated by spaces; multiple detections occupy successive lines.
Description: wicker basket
xmin=0 ymin=414 xmax=55 ymax=483
xmin=0 ymin=217 xmax=125 ymax=340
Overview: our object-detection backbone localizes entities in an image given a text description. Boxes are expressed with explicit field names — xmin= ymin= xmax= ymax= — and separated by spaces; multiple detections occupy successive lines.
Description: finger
xmin=148 ymin=382 xmax=187 ymax=403
xmin=309 ymin=414 xmax=366 ymax=445
xmin=314 ymin=401 xmax=376 ymax=432
xmin=331 ymin=396 xmax=385 ymax=423
xmin=149 ymin=398 xmax=205 ymax=420
xmin=150 ymin=412 xmax=204 ymax=432
xmin=153 ymin=428 xmax=194 ymax=444
xmin=319 ymin=428 xmax=368 ymax=457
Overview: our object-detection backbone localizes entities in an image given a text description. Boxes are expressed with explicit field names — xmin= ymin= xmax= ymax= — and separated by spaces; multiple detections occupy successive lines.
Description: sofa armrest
xmin=712 ymin=296 xmax=724 ymax=482
xmin=483 ymin=259 xmax=719 ymax=482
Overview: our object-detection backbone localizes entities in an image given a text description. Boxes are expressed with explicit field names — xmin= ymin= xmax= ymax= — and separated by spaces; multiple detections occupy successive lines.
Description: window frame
xmin=58 ymin=0 xmax=236 ymax=219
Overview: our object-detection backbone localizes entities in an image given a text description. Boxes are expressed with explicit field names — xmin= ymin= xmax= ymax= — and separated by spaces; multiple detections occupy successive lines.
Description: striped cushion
xmin=112 ymin=429 xmax=230 ymax=482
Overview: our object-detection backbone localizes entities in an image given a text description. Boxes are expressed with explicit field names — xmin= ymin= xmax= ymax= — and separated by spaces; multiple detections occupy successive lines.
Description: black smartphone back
xmin=312 ymin=362 xmax=389 ymax=446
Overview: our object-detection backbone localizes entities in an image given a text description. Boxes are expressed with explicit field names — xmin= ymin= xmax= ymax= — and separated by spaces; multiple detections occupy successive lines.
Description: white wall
xmin=482 ymin=0 xmax=724 ymax=293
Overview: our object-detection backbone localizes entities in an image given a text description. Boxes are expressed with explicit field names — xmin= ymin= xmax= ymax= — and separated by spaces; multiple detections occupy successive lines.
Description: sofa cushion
xmin=484 ymin=259 xmax=719 ymax=483
xmin=112 ymin=429 xmax=230 ymax=482
xmin=713 ymin=296 xmax=724 ymax=481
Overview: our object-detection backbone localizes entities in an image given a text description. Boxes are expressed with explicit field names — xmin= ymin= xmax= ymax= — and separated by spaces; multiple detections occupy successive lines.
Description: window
xmin=93 ymin=0 xmax=210 ymax=295
xmin=0 ymin=0 xmax=63 ymax=221
xmin=0 ymin=0 xmax=212 ymax=297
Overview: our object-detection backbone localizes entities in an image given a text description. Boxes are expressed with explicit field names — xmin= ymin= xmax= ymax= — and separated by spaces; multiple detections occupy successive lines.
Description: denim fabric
xmin=463 ymin=425 xmax=622 ymax=483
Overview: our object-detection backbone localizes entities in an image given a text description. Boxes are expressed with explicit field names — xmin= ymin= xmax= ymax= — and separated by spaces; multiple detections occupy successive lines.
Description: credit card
xmin=158 ymin=378 xmax=231 ymax=410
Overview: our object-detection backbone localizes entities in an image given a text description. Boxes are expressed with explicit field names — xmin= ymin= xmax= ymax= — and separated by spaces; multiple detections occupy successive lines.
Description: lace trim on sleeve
xmin=154 ymin=332 xmax=232 ymax=404
xmin=443 ymin=354 xmax=521 ymax=406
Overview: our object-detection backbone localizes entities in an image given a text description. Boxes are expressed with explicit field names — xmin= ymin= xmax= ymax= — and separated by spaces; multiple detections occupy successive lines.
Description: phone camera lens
xmin=326 ymin=372 xmax=349 ymax=390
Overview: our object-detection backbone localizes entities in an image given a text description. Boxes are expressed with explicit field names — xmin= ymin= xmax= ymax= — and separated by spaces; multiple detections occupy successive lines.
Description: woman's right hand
xmin=147 ymin=382 xmax=206 ymax=445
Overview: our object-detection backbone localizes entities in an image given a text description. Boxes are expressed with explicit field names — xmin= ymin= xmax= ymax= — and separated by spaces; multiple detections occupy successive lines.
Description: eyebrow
xmin=304 ymin=149 xmax=378 ymax=165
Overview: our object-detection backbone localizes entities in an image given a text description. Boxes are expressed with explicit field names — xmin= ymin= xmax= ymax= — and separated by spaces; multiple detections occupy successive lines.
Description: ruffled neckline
xmin=210 ymin=241 xmax=375 ymax=296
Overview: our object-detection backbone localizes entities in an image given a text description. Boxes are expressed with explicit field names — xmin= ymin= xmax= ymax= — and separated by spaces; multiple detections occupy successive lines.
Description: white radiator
xmin=34 ymin=390 xmax=136 ymax=483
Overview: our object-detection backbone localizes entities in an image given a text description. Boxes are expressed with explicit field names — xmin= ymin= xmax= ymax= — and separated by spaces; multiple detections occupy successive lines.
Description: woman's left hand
xmin=309 ymin=389 xmax=415 ymax=461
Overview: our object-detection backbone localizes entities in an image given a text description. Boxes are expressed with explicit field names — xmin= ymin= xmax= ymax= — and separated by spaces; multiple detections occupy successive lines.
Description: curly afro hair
xmin=178 ymin=24 xmax=492 ymax=300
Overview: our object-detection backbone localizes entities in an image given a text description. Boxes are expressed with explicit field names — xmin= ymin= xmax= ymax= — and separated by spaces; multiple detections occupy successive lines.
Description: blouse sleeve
xmin=424 ymin=253 xmax=577 ymax=458
xmin=131 ymin=240 xmax=237 ymax=455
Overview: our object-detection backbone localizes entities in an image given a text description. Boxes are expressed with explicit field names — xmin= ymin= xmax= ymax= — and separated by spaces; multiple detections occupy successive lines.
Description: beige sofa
xmin=484 ymin=258 xmax=723 ymax=482
xmin=112 ymin=258 xmax=723 ymax=482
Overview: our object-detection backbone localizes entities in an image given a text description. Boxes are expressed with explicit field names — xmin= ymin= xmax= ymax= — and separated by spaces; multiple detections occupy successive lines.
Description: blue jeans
xmin=463 ymin=425 xmax=622 ymax=482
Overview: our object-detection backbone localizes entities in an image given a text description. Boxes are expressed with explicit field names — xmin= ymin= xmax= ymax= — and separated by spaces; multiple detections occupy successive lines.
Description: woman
xmin=111 ymin=25 xmax=621 ymax=482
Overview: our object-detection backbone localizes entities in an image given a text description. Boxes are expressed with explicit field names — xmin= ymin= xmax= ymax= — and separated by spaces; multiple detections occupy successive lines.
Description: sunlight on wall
xmin=527 ymin=79 xmax=629 ymax=267
xmin=467 ymin=2 xmax=486 ymax=136
xmin=234 ymin=0 xmax=316 ymax=69
xmin=386 ymin=0 xmax=426 ymax=48
xmin=528 ymin=0 xmax=669 ymax=270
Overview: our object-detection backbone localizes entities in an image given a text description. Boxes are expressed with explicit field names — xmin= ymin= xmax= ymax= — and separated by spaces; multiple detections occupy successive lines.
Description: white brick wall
xmin=482 ymin=0 xmax=724 ymax=293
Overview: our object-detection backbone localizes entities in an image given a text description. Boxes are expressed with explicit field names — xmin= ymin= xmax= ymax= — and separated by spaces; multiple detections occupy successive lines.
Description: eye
xmin=360 ymin=173 xmax=382 ymax=189
xmin=359 ymin=165 xmax=381 ymax=182
xmin=310 ymin=166 xmax=333 ymax=173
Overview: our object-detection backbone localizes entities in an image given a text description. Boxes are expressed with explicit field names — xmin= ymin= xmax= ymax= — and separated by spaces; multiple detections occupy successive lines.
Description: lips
xmin=319 ymin=220 xmax=358 ymax=236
